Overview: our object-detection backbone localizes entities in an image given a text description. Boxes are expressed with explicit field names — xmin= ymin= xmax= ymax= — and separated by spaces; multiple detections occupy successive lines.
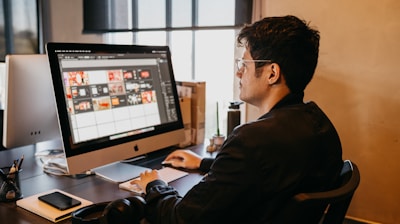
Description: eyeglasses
xmin=235 ymin=58 xmax=272 ymax=72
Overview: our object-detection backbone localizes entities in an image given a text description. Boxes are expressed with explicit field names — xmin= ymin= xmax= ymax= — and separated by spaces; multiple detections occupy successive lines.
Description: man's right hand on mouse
xmin=162 ymin=149 xmax=202 ymax=169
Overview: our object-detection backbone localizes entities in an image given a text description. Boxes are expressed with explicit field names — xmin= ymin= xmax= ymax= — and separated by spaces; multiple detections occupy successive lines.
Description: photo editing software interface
xmin=57 ymin=52 xmax=179 ymax=145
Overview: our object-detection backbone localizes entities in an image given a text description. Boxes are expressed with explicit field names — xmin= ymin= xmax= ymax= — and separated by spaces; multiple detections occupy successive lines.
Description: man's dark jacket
xmin=144 ymin=93 xmax=343 ymax=224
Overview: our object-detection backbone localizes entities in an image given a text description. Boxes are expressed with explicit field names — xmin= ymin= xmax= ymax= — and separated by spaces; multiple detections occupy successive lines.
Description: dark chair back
xmin=271 ymin=160 xmax=360 ymax=224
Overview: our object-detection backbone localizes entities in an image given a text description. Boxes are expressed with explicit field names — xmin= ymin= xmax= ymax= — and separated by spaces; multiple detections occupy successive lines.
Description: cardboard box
xmin=178 ymin=97 xmax=192 ymax=147
xmin=176 ymin=81 xmax=206 ymax=145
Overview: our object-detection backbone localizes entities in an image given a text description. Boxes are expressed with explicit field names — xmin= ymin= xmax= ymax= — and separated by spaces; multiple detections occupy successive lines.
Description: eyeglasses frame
xmin=235 ymin=58 xmax=273 ymax=72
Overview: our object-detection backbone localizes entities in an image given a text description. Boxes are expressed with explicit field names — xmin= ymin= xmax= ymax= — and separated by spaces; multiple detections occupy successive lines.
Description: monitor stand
xmin=92 ymin=162 xmax=151 ymax=183
xmin=34 ymin=138 xmax=64 ymax=155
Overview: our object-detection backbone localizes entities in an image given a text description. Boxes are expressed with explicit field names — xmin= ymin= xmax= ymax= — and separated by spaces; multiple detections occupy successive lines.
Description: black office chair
xmin=271 ymin=160 xmax=360 ymax=224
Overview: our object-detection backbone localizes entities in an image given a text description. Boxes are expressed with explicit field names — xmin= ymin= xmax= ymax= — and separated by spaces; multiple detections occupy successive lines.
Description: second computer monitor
xmin=3 ymin=54 xmax=61 ymax=149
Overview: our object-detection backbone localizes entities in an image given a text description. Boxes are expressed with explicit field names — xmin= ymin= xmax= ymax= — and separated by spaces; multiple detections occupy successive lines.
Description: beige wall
xmin=245 ymin=0 xmax=400 ymax=223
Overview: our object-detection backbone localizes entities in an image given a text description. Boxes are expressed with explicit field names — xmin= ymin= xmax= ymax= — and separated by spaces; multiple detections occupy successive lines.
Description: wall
xmin=245 ymin=0 xmax=399 ymax=223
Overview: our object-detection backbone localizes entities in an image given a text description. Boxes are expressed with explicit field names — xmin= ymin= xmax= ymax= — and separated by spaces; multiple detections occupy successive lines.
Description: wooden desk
xmin=0 ymin=141 xmax=212 ymax=223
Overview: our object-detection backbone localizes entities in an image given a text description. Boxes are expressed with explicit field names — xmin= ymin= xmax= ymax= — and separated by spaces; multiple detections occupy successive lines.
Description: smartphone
xmin=38 ymin=191 xmax=82 ymax=210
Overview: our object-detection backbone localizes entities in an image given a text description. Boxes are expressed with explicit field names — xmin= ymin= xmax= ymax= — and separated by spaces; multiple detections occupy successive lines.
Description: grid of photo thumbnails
xmin=63 ymin=67 xmax=161 ymax=142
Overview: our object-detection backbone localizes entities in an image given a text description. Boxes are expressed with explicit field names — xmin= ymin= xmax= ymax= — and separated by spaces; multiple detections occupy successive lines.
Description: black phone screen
xmin=38 ymin=191 xmax=82 ymax=210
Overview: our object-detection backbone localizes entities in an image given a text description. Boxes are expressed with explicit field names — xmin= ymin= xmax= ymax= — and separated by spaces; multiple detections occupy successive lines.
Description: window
xmin=0 ymin=0 xmax=39 ymax=110
xmin=84 ymin=0 xmax=252 ymax=139
xmin=0 ymin=0 xmax=39 ymax=61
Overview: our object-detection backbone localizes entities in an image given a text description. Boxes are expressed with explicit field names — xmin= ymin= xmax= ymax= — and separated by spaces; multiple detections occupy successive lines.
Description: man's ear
xmin=267 ymin=63 xmax=281 ymax=85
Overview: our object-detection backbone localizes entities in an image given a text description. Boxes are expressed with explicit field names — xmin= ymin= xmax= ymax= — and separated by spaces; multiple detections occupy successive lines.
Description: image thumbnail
xmin=138 ymin=70 xmax=151 ymax=79
xmin=123 ymin=70 xmax=133 ymax=80
xmin=127 ymin=93 xmax=142 ymax=105
xmin=65 ymin=71 xmax=89 ymax=86
xmin=141 ymin=90 xmax=156 ymax=104
xmin=73 ymin=99 xmax=92 ymax=113
xmin=92 ymin=97 xmax=112 ymax=111
xmin=108 ymin=70 xmax=123 ymax=82
xmin=125 ymin=81 xmax=140 ymax=93
xmin=109 ymin=82 xmax=126 ymax=95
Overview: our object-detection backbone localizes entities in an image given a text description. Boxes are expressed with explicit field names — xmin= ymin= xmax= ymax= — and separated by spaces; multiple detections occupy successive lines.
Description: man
xmin=133 ymin=15 xmax=343 ymax=223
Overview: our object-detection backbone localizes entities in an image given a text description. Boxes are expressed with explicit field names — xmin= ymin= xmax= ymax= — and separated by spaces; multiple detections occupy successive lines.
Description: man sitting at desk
xmin=133 ymin=15 xmax=343 ymax=224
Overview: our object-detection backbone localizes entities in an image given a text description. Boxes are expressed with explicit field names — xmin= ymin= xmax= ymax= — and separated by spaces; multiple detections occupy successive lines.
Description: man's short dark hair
xmin=237 ymin=15 xmax=320 ymax=93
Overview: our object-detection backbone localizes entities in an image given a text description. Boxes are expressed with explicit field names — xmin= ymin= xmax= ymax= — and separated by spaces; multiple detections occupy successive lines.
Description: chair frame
xmin=271 ymin=160 xmax=361 ymax=224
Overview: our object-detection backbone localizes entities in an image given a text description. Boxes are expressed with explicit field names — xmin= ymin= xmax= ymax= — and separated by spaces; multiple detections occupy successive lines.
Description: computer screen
xmin=3 ymin=54 xmax=61 ymax=149
xmin=46 ymin=43 xmax=185 ymax=182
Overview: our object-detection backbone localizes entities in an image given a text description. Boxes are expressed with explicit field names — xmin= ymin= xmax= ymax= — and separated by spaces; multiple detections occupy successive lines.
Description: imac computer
xmin=46 ymin=43 xmax=185 ymax=182
xmin=3 ymin=54 xmax=61 ymax=149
